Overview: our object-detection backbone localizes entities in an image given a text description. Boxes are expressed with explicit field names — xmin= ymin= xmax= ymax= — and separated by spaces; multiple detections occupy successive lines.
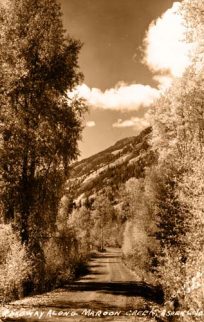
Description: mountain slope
xmin=66 ymin=127 xmax=155 ymax=206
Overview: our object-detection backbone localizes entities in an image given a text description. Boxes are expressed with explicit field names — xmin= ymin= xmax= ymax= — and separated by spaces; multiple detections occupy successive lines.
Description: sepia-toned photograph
xmin=0 ymin=0 xmax=203 ymax=321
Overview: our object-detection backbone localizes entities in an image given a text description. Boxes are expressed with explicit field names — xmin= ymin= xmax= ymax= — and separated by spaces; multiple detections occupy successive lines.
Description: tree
xmin=181 ymin=0 xmax=204 ymax=66
xmin=0 ymin=0 xmax=86 ymax=247
xmin=92 ymin=193 xmax=120 ymax=251
xmin=148 ymin=2 xmax=204 ymax=311
xmin=122 ymin=177 xmax=159 ymax=281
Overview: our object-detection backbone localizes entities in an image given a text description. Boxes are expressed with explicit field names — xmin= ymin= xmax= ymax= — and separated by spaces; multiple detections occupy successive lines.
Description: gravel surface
xmin=0 ymin=248 xmax=160 ymax=322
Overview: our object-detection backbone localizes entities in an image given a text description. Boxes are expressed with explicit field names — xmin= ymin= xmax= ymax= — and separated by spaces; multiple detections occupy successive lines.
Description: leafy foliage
xmin=122 ymin=177 xmax=159 ymax=283
xmin=0 ymin=0 xmax=86 ymax=298
xmin=149 ymin=21 xmax=204 ymax=320
xmin=0 ymin=224 xmax=31 ymax=302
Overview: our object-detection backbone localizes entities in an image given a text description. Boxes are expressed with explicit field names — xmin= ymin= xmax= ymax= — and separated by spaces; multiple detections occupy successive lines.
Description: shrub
xmin=0 ymin=224 xmax=31 ymax=302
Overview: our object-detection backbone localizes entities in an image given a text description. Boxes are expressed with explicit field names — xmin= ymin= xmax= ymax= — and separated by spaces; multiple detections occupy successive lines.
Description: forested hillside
xmin=62 ymin=126 xmax=157 ymax=253
xmin=66 ymin=126 xmax=155 ymax=207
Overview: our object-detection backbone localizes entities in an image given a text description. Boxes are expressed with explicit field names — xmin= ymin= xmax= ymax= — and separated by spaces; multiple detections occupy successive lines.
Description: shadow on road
xmin=72 ymin=249 xmax=164 ymax=305
xmin=64 ymin=281 xmax=164 ymax=304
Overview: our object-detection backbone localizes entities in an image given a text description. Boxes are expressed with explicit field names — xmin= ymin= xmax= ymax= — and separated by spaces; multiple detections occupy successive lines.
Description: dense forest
xmin=0 ymin=1 xmax=203 ymax=322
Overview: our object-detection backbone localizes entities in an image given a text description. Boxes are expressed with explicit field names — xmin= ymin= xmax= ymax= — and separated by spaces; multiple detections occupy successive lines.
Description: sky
xmin=59 ymin=0 xmax=190 ymax=159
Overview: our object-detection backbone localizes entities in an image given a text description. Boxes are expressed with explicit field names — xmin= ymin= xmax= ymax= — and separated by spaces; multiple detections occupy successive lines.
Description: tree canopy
xmin=0 ymin=0 xmax=86 ymax=243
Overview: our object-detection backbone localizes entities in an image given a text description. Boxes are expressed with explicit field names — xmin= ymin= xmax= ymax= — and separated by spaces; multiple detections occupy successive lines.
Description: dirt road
xmin=0 ymin=248 xmax=163 ymax=322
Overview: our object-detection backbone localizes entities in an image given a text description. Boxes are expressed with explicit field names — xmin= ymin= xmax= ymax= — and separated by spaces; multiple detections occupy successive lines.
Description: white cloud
xmin=72 ymin=83 xmax=160 ymax=111
xmin=143 ymin=2 xmax=192 ymax=80
xmin=86 ymin=121 xmax=96 ymax=128
xmin=69 ymin=3 xmax=194 ymax=112
xmin=112 ymin=116 xmax=150 ymax=132
xmin=152 ymin=75 xmax=173 ymax=91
